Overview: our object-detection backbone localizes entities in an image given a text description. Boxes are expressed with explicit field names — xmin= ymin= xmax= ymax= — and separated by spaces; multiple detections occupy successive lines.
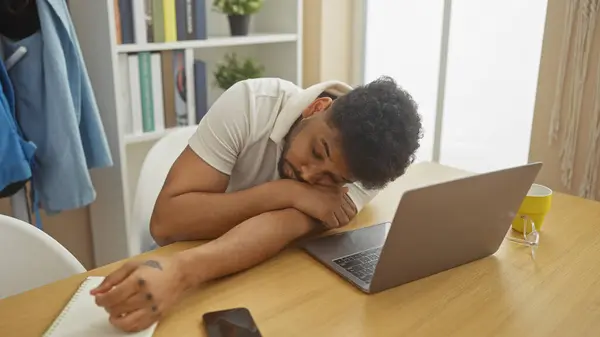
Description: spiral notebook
xmin=43 ymin=276 xmax=158 ymax=337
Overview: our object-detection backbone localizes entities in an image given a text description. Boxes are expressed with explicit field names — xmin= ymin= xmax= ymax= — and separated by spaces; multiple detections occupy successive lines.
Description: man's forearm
xmin=174 ymin=208 xmax=319 ymax=288
xmin=152 ymin=180 xmax=299 ymax=243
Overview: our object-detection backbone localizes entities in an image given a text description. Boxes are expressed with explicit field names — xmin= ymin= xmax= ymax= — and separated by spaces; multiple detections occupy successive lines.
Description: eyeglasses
xmin=505 ymin=215 xmax=539 ymax=259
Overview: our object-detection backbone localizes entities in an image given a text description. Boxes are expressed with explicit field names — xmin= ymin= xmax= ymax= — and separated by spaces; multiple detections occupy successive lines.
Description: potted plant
xmin=213 ymin=0 xmax=264 ymax=36
xmin=213 ymin=53 xmax=265 ymax=90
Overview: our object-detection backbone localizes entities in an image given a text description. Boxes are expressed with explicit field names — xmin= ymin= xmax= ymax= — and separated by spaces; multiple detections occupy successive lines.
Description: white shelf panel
xmin=124 ymin=126 xmax=191 ymax=145
xmin=116 ymin=34 xmax=298 ymax=53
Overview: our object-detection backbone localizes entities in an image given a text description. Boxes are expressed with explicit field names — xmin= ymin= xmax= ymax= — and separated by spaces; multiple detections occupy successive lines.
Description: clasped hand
xmin=292 ymin=183 xmax=357 ymax=229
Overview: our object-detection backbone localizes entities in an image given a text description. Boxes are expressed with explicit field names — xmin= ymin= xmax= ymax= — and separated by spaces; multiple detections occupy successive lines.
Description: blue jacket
xmin=0 ymin=59 xmax=36 ymax=196
xmin=2 ymin=0 xmax=113 ymax=213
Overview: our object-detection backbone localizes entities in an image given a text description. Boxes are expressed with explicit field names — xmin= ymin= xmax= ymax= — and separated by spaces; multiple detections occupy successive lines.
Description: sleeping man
xmin=91 ymin=76 xmax=423 ymax=332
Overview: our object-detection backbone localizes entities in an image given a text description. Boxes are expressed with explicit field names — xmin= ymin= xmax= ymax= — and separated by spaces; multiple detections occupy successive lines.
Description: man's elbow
xmin=149 ymin=205 xmax=174 ymax=246
xmin=150 ymin=197 xmax=220 ymax=245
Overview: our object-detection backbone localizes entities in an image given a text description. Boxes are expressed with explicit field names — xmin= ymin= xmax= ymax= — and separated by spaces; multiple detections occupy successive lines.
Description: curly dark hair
xmin=328 ymin=76 xmax=422 ymax=190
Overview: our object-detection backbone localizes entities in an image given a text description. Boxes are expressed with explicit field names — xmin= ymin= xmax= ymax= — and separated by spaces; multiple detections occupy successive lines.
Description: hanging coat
xmin=2 ymin=0 xmax=113 ymax=213
xmin=0 ymin=58 xmax=36 ymax=198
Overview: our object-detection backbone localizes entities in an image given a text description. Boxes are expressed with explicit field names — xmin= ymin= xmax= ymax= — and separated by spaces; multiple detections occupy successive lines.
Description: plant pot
xmin=228 ymin=15 xmax=250 ymax=36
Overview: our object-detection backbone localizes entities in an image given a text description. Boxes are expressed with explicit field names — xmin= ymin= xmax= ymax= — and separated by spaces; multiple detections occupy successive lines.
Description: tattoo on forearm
xmin=142 ymin=260 xmax=163 ymax=270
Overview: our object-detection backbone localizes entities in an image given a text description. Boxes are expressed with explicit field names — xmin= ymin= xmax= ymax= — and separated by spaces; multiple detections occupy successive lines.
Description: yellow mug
xmin=511 ymin=184 xmax=553 ymax=233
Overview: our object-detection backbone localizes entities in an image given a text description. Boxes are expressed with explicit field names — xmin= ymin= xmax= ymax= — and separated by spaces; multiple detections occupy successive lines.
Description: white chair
xmin=0 ymin=214 xmax=86 ymax=299
xmin=130 ymin=126 xmax=198 ymax=255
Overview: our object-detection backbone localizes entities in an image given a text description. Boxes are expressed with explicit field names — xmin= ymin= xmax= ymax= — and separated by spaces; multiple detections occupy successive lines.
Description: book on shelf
xmin=151 ymin=54 xmax=166 ymax=131
xmin=118 ymin=50 xmax=209 ymax=138
xmin=176 ymin=0 xmax=187 ymax=41
xmin=113 ymin=0 xmax=122 ymax=44
xmin=132 ymin=1 xmax=146 ymax=44
xmin=114 ymin=0 xmax=207 ymax=45
xmin=161 ymin=50 xmax=177 ymax=128
xmin=126 ymin=54 xmax=143 ymax=134
xmin=173 ymin=50 xmax=188 ymax=126
xmin=117 ymin=0 xmax=134 ymax=44
xmin=163 ymin=0 xmax=177 ymax=42
xmin=145 ymin=0 xmax=155 ymax=42
xmin=152 ymin=0 xmax=165 ymax=42
xmin=194 ymin=60 xmax=208 ymax=123
xmin=138 ymin=52 xmax=155 ymax=132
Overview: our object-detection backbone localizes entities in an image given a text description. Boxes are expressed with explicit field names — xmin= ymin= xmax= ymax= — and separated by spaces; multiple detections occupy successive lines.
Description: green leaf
xmin=212 ymin=0 xmax=264 ymax=15
xmin=213 ymin=53 xmax=265 ymax=90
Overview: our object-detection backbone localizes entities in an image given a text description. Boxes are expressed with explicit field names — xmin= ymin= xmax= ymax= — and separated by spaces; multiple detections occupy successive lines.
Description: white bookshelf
xmin=116 ymin=33 xmax=298 ymax=53
xmin=69 ymin=0 xmax=303 ymax=266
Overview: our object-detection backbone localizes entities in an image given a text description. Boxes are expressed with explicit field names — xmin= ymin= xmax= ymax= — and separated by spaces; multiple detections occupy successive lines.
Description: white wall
xmin=303 ymin=0 xmax=355 ymax=87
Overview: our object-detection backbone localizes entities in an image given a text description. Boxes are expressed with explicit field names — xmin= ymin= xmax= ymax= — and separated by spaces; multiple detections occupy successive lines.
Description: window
xmin=364 ymin=0 xmax=444 ymax=163
xmin=363 ymin=0 xmax=548 ymax=172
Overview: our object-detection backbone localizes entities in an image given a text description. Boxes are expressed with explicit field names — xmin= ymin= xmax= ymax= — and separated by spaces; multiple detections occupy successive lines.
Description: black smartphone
xmin=203 ymin=307 xmax=263 ymax=337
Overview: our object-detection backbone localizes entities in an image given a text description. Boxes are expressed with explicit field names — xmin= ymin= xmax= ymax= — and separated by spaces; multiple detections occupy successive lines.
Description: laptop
xmin=302 ymin=162 xmax=542 ymax=294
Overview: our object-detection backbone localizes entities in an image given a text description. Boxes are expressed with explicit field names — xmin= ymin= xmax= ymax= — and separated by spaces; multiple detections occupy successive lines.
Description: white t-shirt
xmin=188 ymin=78 xmax=378 ymax=212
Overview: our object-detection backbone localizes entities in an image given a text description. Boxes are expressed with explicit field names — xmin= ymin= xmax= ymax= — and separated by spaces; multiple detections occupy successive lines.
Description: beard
xmin=277 ymin=118 xmax=305 ymax=180
xmin=277 ymin=142 xmax=292 ymax=179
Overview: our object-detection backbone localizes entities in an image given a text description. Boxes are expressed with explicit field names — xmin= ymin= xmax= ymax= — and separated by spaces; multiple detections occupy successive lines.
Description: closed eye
xmin=322 ymin=140 xmax=330 ymax=158
xmin=312 ymin=147 xmax=323 ymax=160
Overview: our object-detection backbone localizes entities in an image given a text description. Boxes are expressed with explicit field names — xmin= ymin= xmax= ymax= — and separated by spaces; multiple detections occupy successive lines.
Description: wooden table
xmin=2 ymin=162 xmax=600 ymax=337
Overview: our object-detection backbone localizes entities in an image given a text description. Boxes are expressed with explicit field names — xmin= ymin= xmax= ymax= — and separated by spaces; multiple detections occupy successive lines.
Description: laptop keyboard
xmin=333 ymin=247 xmax=382 ymax=283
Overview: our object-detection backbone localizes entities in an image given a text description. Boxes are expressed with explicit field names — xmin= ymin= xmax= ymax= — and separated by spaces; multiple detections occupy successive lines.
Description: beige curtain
xmin=530 ymin=0 xmax=600 ymax=200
